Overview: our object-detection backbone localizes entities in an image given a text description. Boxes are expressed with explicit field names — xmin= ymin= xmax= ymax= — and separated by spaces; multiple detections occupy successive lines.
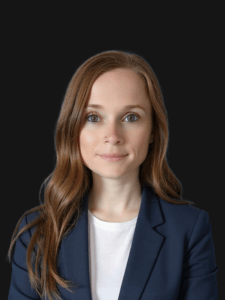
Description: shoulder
xmin=16 ymin=207 xmax=42 ymax=245
xmin=159 ymin=197 xmax=204 ymax=219
xmin=157 ymin=197 xmax=212 ymax=238
xmin=158 ymin=198 xmax=208 ymax=222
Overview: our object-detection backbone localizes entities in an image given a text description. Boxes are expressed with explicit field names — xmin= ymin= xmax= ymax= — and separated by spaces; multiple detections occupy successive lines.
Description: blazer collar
xmin=60 ymin=185 xmax=164 ymax=300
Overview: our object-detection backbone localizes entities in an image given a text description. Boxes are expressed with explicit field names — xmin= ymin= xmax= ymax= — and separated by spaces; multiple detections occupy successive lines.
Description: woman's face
xmin=79 ymin=68 xmax=154 ymax=179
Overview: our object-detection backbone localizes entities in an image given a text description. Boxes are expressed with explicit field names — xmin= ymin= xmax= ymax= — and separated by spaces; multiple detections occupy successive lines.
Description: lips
xmin=99 ymin=154 xmax=127 ymax=158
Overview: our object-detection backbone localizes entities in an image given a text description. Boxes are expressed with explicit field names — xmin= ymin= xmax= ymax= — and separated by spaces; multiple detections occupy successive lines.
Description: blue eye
xmin=86 ymin=113 xmax=140 ymax=123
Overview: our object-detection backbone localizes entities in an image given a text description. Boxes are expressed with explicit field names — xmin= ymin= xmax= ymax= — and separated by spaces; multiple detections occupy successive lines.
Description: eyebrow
xmin=86 ymin=104 xmax=145 ymax=111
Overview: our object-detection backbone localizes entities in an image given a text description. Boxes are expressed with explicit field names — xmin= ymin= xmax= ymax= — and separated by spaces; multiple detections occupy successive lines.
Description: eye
xmin=125 ymin=114 xmax=140 ymax=122
xmin=85 ymin=112 xmax=140 ymax=123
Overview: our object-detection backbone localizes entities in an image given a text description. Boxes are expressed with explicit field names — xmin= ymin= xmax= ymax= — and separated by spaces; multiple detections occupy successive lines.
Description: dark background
xmin=3 ymin=2 xmax=223 ymax=299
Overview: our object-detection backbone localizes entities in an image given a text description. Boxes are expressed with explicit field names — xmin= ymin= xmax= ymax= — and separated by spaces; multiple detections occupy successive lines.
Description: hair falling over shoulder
xmin=7 ymin=50 xmax=196 ymax=300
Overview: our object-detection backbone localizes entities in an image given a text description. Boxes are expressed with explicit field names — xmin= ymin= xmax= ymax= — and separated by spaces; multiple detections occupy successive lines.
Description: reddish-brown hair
xmin=7 ymin=50 xmax=196 ymax=300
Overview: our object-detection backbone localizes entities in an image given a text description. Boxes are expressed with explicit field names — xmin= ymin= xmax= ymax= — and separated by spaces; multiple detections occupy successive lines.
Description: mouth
xmin=99 ymin=155 xmax=127 ymax=162
xmin=99 ymin=154 xmax=127 ymax=158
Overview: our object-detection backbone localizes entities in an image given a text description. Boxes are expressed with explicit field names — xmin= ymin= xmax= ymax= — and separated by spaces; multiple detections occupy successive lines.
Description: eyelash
xmin=85 ymin=111 xmax=140 ymax=123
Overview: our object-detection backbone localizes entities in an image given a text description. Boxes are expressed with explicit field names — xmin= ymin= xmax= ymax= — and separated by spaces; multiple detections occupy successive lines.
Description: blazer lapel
xmin=60 ymin=185 xmax=165 ymax=300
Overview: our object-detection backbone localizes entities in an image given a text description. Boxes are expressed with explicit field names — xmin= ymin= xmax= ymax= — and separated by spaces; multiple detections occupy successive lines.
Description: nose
xmin=104 ymin=123 xmax=123 ymax=144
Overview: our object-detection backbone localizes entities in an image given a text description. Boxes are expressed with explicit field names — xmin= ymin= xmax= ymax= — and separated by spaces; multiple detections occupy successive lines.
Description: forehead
xmin=90 ymin=68 xmax=148 ymax=100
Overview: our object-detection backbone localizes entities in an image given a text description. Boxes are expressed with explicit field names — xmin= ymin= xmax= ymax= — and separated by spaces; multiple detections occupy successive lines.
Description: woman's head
xmin=57 ymin=50 xmax=165 ymax=189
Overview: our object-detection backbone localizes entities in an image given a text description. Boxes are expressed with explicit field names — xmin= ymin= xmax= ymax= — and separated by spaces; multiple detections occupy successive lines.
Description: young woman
xmin=7 ymin=50 xmax=219 ymax=300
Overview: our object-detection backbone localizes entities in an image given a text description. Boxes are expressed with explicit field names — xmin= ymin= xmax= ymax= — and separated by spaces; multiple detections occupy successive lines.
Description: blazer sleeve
xmin=8 ymin=213 xmax=40 ymax=300
xmin=178 ymin=210 xmax=219 ymax=300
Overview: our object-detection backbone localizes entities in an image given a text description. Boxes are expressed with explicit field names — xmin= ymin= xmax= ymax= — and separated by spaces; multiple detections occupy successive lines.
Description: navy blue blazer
xmin=8 ymin=185 xmax=219 ymax=299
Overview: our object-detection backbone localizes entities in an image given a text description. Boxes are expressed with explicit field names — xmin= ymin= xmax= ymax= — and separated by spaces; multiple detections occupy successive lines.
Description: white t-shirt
xmin=88 ymin=209 xmax=138 ymax=300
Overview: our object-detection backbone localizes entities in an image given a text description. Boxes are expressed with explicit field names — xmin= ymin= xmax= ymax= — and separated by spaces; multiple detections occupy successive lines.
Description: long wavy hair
xmin=7 ymin=50 xmax=196 ymax=300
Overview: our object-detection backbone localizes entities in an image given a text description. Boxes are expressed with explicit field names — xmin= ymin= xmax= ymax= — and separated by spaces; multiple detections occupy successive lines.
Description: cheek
xmin=134 ymin=128 xmax=150 ymax=146
xmin=133 ymin=130 xmax=150 ymax=157
xmin=79 ymin=129 xmax=96 ymax=153
xmin=79 ymin=130 xmax=93 ymax=167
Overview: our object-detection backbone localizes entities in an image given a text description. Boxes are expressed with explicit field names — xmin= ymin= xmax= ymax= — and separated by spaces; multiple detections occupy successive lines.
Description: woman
xmin=7 ymin=50 xmax=219 ymax=300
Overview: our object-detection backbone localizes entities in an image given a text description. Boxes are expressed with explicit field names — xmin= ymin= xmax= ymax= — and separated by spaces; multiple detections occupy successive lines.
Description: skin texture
xmin=79 ymin=68 xmax=154 ymax=221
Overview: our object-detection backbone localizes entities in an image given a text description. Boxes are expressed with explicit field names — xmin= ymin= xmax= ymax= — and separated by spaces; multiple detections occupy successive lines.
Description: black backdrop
xmin=3 ymin=3 xmax=223 ymax=299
